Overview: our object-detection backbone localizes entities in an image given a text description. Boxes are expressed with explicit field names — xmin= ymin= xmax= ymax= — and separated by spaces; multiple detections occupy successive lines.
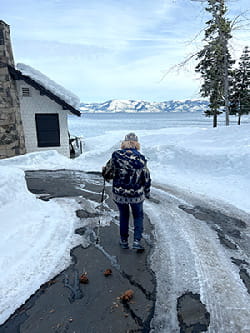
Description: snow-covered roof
xmin=8 ymin=63 xmax=81 ymax=116
xmin=17 ymin=63 xmax=80 ymax=109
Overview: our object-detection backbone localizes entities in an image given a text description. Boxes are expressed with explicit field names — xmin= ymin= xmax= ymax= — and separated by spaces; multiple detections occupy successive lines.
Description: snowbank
xmin=71 ymin=123 xmax=250 ymax=213
xmin=16 ymin=63 xmax=80 ymax=109
xmin=144 ymin=125 xmax=250 ymax=213
xmin=0 ymin=166 xmax=80 ymax=324
xmin=0 ymin=150 xmax=74 ymax=171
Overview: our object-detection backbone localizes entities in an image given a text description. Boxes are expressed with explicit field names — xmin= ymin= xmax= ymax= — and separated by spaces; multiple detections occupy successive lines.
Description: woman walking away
xmin=102 ymin=133 xmax=151 ymax=251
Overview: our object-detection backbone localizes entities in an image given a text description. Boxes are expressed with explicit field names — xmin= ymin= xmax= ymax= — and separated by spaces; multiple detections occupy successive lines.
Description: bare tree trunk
xmin=223 ymin=37 xmax=230 ymax=126
xmin=238 ymin=114 xmax=241 ymax=125
xmin=213 ymin=113 xmax=217 ymax=127
xmin=224 ymin=60 xmax=230 ymax=126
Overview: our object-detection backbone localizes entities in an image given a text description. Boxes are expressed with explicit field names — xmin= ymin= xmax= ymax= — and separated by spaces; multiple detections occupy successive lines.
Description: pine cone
xmin=120 ymin=289 xmax=134 ymax=302
xmin=79 ymin=273 xmax=89 ymax=284
xmin=104 ymin=268 xmax=112 ymax=277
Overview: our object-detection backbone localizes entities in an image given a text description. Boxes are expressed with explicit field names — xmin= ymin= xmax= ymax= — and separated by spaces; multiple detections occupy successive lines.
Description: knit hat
xmin=124 ymin=132 xmax=138 ymax=142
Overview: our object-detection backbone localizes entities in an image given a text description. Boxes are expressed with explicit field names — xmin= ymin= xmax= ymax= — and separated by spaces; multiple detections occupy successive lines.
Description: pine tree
xmin=195 ymin=0 xmax=234 ymax=127
xmin=229 ymin=46 xmax=250 ymax=125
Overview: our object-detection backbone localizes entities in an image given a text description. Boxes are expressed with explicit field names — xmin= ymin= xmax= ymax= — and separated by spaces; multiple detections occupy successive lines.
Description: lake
xmin=68 ymin=112 xmax=249 ymax=139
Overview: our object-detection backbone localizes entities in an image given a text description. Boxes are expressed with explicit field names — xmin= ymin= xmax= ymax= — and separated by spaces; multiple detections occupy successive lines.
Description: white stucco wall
xmin=17 ymin=80 xmax=70 ymax=157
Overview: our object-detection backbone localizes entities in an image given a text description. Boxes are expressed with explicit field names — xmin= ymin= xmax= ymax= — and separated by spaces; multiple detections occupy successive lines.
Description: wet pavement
xmin=1 ymin=170 xmax=249 ymax=332
xmin=178 ymin=203 xmax=250 ymax=294
xmin=0 ymin=170 xmax=156 ymax=333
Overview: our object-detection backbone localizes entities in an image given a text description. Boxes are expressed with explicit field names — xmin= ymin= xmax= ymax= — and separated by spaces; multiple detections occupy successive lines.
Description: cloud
xmin=2 ymin=0 xmax=250 ymax=102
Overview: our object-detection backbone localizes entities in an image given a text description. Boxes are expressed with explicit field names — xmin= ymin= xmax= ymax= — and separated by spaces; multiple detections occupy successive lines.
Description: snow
xmin=144 ymin=125 xmax=250 ymax=213
xmin=68 ymin=114 xmax=250 ymax=214
xmin=0 ymin=150 xmax=75 ymax=171
xmin=0 ymin=112 xmax=250 ymax=326
xmin=16 ymin=63 xmax=80 ymax=109
xmin=0 ymin=166 xmax=81 ymax=324
xmin=146 ymin=188 xmax=250 ymax=332
xmin=80 ymin=99 xmax=208 ymax=113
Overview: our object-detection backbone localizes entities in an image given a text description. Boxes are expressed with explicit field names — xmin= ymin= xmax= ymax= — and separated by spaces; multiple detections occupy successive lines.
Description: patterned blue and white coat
xmin=102 ymin=148 xmax=151 ymax=204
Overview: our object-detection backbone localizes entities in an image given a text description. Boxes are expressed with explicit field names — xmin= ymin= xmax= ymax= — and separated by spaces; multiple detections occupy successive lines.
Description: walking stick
xmin=96 ymin=178 xmax=106 ymax=244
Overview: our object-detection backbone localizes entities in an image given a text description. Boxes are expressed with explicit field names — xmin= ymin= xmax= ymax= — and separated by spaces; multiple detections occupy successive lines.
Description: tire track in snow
xmin=146 ymin=186 xmax=250 ymax=333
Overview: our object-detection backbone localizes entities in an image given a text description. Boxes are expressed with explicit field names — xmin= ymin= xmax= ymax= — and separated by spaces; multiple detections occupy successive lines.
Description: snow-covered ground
xmin=0 ymin=166 xmax=82 ymax=324
xmin=69 ymin=113 xmax=250 ymax=214
xmin=0 ymin=112 xmax=250 ymax=327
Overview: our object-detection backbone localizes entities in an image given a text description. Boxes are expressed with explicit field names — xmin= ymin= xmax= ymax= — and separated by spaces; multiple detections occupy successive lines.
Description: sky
xmin=1 ymin=0 xmax=250 ymax=102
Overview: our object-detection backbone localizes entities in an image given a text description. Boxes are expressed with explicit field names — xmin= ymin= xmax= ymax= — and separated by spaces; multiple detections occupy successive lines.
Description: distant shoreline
xmin=79 ymin=99 xmax=208 ymax=114
xmin=79 ymin=111 xmax=204 ymax=114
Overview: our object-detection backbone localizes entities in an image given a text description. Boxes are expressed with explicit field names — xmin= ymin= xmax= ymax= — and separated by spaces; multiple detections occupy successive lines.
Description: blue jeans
xmin=116 ymin=201 xmax=144 ymax=241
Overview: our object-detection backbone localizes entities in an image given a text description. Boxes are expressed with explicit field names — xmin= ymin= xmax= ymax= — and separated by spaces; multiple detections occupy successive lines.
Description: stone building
xmin=0 ymin=20 xmax=26 ymax=159
xmin=0 ymin=20 xmax=81 ymax=159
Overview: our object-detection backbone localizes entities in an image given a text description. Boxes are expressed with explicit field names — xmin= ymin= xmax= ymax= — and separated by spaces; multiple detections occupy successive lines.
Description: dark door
xmin=35 ymin=114 xmax=60 ymax=147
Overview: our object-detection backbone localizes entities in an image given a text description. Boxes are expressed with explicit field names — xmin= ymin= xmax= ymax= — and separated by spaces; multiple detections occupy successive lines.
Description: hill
xmin=80 ymin=99 xmax=209 ymax=113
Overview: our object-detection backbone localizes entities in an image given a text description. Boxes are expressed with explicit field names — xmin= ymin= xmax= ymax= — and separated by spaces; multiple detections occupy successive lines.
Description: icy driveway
xmin=26 ymin=170 xmax=250 ymax=332
xmin=147 ymin=184 xmax=250 ymax=333
xmin=1 ymin=169 xmax=249 ymax=332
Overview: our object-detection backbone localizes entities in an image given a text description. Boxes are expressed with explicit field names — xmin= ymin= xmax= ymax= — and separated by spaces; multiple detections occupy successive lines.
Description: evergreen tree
xmin=195 ymin=0 xmax=234 ymax=127
xmin=229 ymin=46 xmax=250 ymax=125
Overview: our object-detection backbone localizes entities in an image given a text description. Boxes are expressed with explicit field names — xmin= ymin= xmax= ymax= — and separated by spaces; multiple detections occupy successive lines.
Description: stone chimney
xmin=0 ymin=20 xmax=26 ymax=159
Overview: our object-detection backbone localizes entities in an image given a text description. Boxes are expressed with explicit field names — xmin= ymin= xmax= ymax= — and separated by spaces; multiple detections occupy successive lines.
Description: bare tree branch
xmin=160 ymin=52 xmax=199 ymax=82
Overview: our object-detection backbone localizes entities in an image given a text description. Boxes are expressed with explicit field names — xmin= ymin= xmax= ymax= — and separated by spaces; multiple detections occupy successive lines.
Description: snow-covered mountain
xmin=80 ymin=99 xmax=209 ymax=113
